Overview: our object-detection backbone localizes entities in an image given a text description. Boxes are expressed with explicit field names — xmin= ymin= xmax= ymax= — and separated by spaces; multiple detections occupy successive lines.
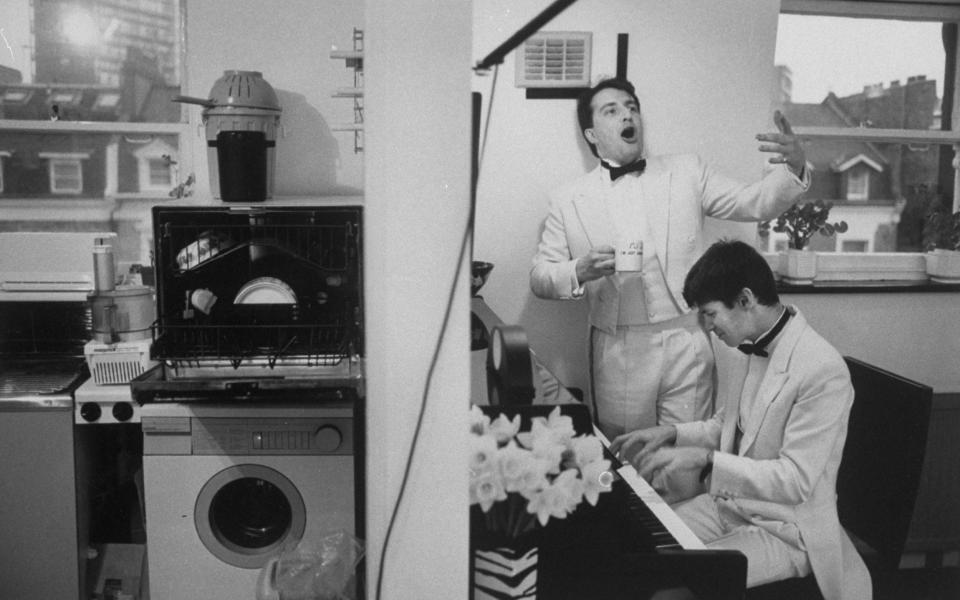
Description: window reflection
xmin=0 ymin=0 xmax=184 ymax=267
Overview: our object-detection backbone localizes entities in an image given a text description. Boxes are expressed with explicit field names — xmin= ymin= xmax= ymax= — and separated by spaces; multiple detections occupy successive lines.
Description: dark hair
xmin=682 ymin=239 xmax=780 ymax=308
xmin=576 ymin=78 xmax=639 ymax=158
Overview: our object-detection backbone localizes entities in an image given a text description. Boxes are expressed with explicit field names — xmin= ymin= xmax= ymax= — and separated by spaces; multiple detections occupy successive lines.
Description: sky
xmin=775 ymin=14 xmax=945 ymax=103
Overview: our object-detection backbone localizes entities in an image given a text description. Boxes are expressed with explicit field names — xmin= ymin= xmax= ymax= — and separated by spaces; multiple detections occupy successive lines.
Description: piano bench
xmin=745 ymin=574 xmax=821 ymax=600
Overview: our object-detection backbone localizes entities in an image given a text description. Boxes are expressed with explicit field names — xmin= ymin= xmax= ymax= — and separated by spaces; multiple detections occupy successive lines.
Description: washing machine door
xmin=195 ymin=463 xmax=306 ymax=568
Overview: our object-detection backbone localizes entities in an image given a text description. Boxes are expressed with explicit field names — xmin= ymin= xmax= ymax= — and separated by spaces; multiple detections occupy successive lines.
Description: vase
xmin=779 ymin=248 xmax=817 ymax=284
xmin=473 ymin=543 xmax=539 ymax=600
xmin=925 ymin=249 xmax=960 ymax=283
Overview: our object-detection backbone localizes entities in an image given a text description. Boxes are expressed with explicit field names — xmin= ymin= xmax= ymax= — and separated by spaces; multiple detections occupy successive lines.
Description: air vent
xmin=516 ymin=32 xmax=592 ymax=88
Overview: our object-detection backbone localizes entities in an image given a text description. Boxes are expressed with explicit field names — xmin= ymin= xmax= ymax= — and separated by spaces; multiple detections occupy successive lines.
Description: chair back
xmin=838 ymin=356 xmax=933 ymax=571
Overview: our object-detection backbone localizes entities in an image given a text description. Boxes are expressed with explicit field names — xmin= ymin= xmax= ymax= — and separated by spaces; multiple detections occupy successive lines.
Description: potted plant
xmin=920 ymin=185 xmax=960 ymax=281
xmin=469 ymin=405 xmax=612 ymax=599
xmin=758 ymin=200 xmax=848 ymax=284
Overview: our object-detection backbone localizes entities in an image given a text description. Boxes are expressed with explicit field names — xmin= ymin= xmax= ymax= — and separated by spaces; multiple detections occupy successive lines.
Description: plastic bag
xmin=256 ymin=530 xmax=364 ymax=600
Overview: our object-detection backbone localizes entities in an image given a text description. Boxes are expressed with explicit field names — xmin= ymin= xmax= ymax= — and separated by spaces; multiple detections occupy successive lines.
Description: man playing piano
xmin=610 ymin=240 xmax=871 ymax=599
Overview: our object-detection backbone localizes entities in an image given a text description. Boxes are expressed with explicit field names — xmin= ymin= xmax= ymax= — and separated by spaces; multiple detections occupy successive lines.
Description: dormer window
xmin=832 ymin=154 xmax=884 ymax=202
xmin=38 ymin=152 xmax=90 ymax=194
xmin=131 ymin=138 xmax=178 ymax=193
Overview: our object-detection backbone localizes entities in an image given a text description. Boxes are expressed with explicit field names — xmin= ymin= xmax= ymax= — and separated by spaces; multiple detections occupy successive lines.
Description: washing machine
xmin=141 ymin=402 xmax=356 ymax=600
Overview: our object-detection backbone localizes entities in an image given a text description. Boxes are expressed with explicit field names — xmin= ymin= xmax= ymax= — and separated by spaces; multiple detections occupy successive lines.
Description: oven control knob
xmin=313 ymin=424 xmax=343 ymax=452
xmin=112 ymin=402 xmax=134 ymax=423
xmin=80 ymin=402 xmax=102 ymax=423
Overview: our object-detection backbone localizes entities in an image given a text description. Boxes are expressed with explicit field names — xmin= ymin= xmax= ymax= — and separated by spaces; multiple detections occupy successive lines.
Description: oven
xmin=130 ymin=202 xmax=365 ymax=600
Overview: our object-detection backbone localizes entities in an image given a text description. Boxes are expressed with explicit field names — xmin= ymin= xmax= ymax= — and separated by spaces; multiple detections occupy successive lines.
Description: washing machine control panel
xmin=142 ymin=416 xmax=354 ymax=456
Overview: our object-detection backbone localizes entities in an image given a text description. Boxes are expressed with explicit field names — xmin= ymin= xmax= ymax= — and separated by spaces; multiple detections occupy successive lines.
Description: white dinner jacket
xmin=675 ymin=308 xmax=872 ymax=600
xmin=530 ymin=154 xmax=807 ymax=335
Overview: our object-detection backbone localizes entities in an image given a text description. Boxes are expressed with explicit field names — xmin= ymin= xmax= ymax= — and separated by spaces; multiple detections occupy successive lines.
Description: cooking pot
xmin=174 ymin=70 xmax=282 ymax=201
xmin=89 ymin=285 xmax=156 ymax=343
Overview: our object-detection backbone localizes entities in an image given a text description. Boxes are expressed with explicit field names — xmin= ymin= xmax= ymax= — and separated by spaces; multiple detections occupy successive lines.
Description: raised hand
xmin=756 ymin=110 xmax=805 ymax=176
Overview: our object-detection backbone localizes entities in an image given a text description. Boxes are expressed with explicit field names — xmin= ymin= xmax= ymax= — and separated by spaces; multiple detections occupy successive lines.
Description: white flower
xmin=570 ymin=435 xmax=604 ymax=468
xmin=469 ymin=432 xmax=498 ymax=476
xmin=469 ymin=404 xmax=490 ymax=435
xmin=488 ymin=412 xmax=521 ymax=444
xmin=470 ymin=468 xmax=507 ymax=512
xmin=526 ymin=469 xmax=582 ymax=526
xmin=579 ymin=459 xmax=613 ymax=506
xmin=497 ymin=441 xmax=550 ymax=495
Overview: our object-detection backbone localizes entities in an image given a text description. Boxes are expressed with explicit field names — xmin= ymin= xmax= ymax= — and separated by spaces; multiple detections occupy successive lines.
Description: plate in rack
xmin=233 ymin=277 xmax=297 ymax=304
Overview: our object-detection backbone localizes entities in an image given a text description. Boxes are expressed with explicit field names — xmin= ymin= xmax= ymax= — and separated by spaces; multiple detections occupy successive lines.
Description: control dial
xmin=112 ymin=402 xmax=134 ymax=422
xmin=313 ymin=424 xmax=343 ymax=452
xmin=79 ymin=402 xmax=102 ymax=423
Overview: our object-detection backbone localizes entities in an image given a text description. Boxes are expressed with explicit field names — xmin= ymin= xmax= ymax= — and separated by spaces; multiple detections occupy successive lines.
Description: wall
xmin=783 ymin=291 xmax=960 ymax=393
xmin=185 ymin=0 xmax=364 ymax=198
xmin=472 ymin=0 xmax=782 ymax=397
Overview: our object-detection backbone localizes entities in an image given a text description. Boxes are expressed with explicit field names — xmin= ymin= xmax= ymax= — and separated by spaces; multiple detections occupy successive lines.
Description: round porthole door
xmin=194 ymin=464 xmax=306 ymax=568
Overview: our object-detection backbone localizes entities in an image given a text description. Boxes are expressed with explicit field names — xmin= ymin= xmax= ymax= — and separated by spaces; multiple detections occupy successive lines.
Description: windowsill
xmin=778 ymin=279 xmax=960 ymax=293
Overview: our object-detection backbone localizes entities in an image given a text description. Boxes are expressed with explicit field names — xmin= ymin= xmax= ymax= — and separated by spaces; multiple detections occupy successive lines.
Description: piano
xmin=471 ymin=403 xmax=746 ymax=600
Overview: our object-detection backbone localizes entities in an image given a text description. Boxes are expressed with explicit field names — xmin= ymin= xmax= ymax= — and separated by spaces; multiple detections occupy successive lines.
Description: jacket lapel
xmin=737 ymin=308 xmax=805 ymax=455
xmin=638 ymin=165 xmax=671 ymax=269
xmin=571 ymin=167 xmax=614 ymax=249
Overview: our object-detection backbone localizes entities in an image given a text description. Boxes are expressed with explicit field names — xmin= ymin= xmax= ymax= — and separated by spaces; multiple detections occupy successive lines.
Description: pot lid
xmin=173 ymin=70 xmax=281 ymax=112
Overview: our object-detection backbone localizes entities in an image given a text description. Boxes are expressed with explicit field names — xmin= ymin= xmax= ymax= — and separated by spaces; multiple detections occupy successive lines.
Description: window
xmin=846 ymin=169 xmax=869 ymax=201
xmin=0 ymin=151 xmax=8 ymax=192
xmin=0 ymin=0 xmax=185 ymax=265
xmin=842 ymin=240 xmax=869 ymax=252
xmin=776 ymin=1 xmax=960 ymax=253
xmin=148 ymin=158 xmax=172 ymax=187
xmin=40 ymin=152 xmax=89 ymax=194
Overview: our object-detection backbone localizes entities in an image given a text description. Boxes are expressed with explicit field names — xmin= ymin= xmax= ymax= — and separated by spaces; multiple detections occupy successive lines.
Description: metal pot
xmin=89 ymin=286 xmax=156 ymax=343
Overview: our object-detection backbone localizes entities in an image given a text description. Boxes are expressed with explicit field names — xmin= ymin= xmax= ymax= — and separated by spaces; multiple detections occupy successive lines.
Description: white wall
xmin=784 ymin=291 xmax=960 ymax=393
xmin=472 ymin=0 xmax=782 ymax=396
xmin=364 ymin=1 xmax=471 ymax=598
xmin=185 ymin=0 xmax=364 ymax=198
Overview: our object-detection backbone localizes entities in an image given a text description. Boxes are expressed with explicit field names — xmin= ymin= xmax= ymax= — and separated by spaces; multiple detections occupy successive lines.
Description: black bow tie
xmin=738 ymin=309 xmax=791 ymax=357
xmin=602 ymin=159 xmax=646 ymax=181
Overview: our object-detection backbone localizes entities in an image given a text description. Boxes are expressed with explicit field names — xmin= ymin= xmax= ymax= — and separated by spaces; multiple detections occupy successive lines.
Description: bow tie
xmin=738 ymin=309 xmax=791 ymax=357
xmin=602 ymin=159 xmax=646 ymax=181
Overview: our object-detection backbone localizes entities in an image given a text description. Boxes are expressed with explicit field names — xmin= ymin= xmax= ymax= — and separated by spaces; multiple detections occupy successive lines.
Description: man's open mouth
xmin=621 ymin=125 xmax=637 ymax=140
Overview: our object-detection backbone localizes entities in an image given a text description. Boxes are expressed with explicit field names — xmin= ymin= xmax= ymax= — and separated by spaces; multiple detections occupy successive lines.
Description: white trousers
xmin=590 ymin=323 xmax=714 ymax=438
xmin=673 ymin=493 xmax=812 ymax=588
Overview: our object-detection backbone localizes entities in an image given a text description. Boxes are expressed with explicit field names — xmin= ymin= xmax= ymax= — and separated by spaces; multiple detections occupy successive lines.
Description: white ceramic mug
xmin=615 ymin=239 xmax=643 ymax=272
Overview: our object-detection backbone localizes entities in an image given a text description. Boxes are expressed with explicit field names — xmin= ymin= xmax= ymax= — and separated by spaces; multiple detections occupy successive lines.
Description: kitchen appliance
xmin=131 ymin=201 xmax=365 ymax=600
xmin=174 ymin=70 xmax=282 ymax=202
xmin=131 ymin=202 xmax=364 ymax=402
xmin=141 ymin=402 xmax=357 ymax=600
xmin=85 ymin=236 xmax=160 ymax=386
xmin=0 ymin=231 xmax=107 ymax=600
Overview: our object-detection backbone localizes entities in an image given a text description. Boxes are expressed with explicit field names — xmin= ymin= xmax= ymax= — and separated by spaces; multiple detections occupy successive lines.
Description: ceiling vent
xmin=516 ymin=31 xmax=592 ymax=88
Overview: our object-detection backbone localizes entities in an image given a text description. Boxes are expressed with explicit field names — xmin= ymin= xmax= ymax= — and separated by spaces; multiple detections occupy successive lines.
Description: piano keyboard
xmin=594 ymin=425 xmax=707 ymax=551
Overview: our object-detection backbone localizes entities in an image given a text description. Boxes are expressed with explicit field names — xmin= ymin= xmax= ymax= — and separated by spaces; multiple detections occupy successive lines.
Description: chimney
xmin=890 ymin=79 xmax=900 ymax=87
xmin=864 ymin=83 xmax=884 ymax=98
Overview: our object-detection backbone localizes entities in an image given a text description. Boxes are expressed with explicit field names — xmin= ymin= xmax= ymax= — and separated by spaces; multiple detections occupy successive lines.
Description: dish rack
xmin=151 ymin=206 xmax=363 ymax=370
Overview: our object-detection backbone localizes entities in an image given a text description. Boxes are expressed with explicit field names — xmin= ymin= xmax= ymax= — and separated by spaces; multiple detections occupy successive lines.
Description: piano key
xmin=593 ymin=425 xmax=707 ymax=551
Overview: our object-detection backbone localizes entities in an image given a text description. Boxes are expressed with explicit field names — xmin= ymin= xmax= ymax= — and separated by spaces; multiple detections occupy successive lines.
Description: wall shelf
xmin=329 ymin=28 xmax=364 ymax=153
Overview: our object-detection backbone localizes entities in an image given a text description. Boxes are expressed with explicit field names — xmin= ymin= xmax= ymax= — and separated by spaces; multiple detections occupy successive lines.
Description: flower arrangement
xmin=918 ymin=184 xmax=960 ymax=252
xmin=468 ymin=405 xmax=612 ymax=540
xmin=758 ymin=200 xmax=848 ymax=250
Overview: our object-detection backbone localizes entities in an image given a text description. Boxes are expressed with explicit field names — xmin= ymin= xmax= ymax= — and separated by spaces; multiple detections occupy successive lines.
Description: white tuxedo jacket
xmin=530 ymin=154 xmax=807 ymax=335
xmin=675 ymin=309 xmax=872 ymax=600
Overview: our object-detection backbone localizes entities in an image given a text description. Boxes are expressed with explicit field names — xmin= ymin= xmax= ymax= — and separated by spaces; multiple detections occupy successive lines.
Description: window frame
xmin=782 ymin=0 xmax=960 ymax=213
xmin=38 ymin=151 xmax=90 ymax=195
